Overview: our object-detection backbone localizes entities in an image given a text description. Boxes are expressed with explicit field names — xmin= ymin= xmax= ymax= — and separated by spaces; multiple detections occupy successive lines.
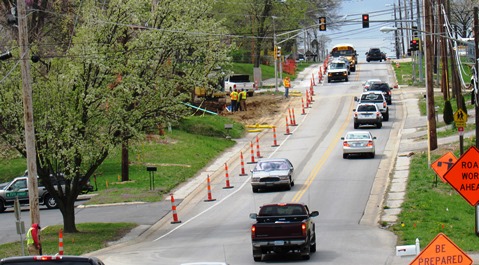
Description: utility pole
xmin=424 ymin=0 xmax=438 ymax=154
xmin=416 ymin=0 xmax=423 ymax=83
xmin=393 ymin=3 xmax=400 ymax=59
xmin=18 ymin=0 xmax=40 ymax=225
xmin=474 ymin=7 xmax=479 ymax=148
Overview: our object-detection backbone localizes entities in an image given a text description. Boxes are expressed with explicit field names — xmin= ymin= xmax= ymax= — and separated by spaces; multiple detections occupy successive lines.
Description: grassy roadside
xmin=0 ymin=223 xmax=136 ymax=258
xmin=391 ymin=60 xmax=479 ymax=251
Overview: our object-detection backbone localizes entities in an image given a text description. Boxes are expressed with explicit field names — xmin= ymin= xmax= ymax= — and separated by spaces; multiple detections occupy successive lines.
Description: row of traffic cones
xmin=169 ymin=77 xmax=318 ymax=224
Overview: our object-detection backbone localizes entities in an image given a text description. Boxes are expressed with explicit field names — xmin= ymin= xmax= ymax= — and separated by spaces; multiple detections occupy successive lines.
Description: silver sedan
xmin=250 ymin=158 xmax=294 ymax=192
xmin=341 ymin=131 xmax=376 ymax=159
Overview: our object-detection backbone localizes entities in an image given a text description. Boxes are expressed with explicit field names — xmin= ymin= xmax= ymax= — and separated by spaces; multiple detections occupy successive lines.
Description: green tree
xmin=213 ymin=0 xmax=339 ymax=66
xmin=0 ymin=0 xmax=229 ymax=232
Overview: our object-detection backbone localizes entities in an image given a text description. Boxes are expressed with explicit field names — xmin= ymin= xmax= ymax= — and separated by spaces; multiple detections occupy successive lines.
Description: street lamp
xmin=272 ymin=16 xmax=278 ymax=92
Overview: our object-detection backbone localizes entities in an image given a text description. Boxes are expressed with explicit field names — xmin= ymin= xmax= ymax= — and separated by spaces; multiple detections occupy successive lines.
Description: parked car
xmin=341 ymin=131 xmax=376 ymax=159
xmin=0 ymin=255 xmax=105 ymax=265
xmin=365 ymin=48 xmax=384 ymax=62
xmin=353 ymin=103 xmax=383 ymax=129
xmin=366 ymin=82 xmax=393 ymax=105
xmin=250 ymin=158 xmax=294 ymax=192
xmin=362 ymin=79 xmax=382 ymax=91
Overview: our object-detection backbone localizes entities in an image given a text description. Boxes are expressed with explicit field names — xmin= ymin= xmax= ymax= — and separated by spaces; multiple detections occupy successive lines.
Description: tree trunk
xmin=121 ymin=140 xmax=129 ymax=182
xmin=61 ymin=197 xmax=78 ymax=233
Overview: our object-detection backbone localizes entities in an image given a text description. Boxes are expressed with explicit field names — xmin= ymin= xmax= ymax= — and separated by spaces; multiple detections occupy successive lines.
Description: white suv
xmin=353 ymin=103 xmax=383 ymax=129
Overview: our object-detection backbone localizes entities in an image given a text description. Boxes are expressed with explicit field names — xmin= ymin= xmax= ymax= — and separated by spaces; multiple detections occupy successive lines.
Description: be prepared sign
xmin=410 ymin=233 xmax=472 ymax=265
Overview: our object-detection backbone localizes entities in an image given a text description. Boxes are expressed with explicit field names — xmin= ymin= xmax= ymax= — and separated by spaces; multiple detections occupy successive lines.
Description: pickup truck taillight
xmin=301 ymin=222 xmax=307 ymax=237
xmin=33 ymin=256 xmax=62 ymax=261
xmin=251 ymin=225 xmax=256 ymax=238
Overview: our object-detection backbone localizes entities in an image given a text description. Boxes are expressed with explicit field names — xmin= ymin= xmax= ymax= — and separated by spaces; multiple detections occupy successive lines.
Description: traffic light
xmin=276 ymin=46 xmax=281 ymax=59
xmin=362 ymin=14 xmax=369 ymax=28
xmin=410 ymin=39 xmax=419 ymax=51
xmin=319 ymin=17 xmax=326 ymax=31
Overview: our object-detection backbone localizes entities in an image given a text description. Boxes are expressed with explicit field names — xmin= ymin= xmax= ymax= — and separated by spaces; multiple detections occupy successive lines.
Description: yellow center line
xmin=292 ymin=90 xmax=356 ymax=202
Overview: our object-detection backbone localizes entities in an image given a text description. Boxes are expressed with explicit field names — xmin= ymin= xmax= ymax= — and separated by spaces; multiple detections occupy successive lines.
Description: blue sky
xmin=323 ymin=0 xmax=398 ymax=57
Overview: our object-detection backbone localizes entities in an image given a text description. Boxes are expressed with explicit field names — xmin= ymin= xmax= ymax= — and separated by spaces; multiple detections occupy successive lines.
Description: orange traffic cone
xmin=170 ymin=193 xmax=182 ymax=224
xmin=223 ymin=163 xmax=234 ymax=189
xmin=204 ymin=175 xmax=216 ymax=202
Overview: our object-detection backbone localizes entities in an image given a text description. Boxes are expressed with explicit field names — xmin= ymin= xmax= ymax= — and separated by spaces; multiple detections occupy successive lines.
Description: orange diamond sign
xmin=431 ymin=152 xmax=457 ymax=183
xmin=410 ymin=233 xmax=472 ymax=265
xmin=443 ymin=146 xmax=479 ymax=206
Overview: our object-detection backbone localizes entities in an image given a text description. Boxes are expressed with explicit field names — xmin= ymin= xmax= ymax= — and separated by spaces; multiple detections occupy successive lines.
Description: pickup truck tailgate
xmin=253 ymin=222 xmax=305 ymax=240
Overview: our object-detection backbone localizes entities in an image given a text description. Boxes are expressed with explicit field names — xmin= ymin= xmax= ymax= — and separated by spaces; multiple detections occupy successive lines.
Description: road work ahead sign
xmin=443 ymin=146 xmax=479 ymax=206
xmin=410 ymin=233 xmax=472 ymax=265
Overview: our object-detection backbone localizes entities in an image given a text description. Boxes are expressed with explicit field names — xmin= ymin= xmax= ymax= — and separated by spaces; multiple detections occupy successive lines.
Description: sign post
xmin=14 ymin=198 xmax=25 ymax=256
xmin=453 ymin=109 xmax=468 ymax=155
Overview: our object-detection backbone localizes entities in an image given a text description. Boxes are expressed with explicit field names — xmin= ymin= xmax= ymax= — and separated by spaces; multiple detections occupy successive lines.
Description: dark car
xmin=0 ymin=255 xmax=105 ymax=265
xmin=366 ymin=82 xmax=392 ymax=105
xmin=366 ymin=48 xmax=383 ymax=62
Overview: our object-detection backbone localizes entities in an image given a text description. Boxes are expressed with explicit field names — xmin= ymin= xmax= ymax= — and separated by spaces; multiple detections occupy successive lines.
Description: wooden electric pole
xmin=17 ymin=0 xmax=40 ymax=225
xmin=424 ymin=0 xmax=438 ymax=152
xmin=475 ymin=7 xmax=479 ymax=148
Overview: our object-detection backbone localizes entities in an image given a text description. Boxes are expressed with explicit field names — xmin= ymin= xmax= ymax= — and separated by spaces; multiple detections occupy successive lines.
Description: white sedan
xmin=362 ymin=79 xmax=382 ymax=91
xmin=341 ymin=131 xmax=376 ymax=159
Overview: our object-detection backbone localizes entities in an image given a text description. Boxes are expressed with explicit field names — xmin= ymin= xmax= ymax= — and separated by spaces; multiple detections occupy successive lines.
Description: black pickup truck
xmin=249 ymin=203 xmax=319 ymax=261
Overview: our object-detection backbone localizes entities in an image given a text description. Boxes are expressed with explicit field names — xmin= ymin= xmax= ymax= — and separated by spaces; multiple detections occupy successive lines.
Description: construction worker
xmin=283 ymin=76 xmax=291 ymax=98
xmin=26 ymin=223 xmax=42 ymax=255
xmin=230 ymin=88 xmax=239 ymax=112
xmin=239 ymin=89 xmax=247 ymax=111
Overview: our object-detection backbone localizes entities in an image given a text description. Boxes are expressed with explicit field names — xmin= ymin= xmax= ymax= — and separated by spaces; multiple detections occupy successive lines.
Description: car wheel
xmin=291 ymin=177 xmax=295 ymax=187
xmin=0 ymin=200 xmax=5 ymax=213
xmin=377 ymin=122 xmax=382 ymax=129
xmin=380 ymin=59 xmax=382 ymax=62
xmin=252 ymin=187 xmax=259 ymax=193
xmin=388 ymin=100 xmax=392 ymax=105
xmin=367 ymin=60 xmax=370 ymax=62
xmin=354 ymin=123 xmax=359 ymax=129
xmin=44 ymin=194 xmax=58 ymax=209
xmin=328 ymin=79 xmax=331 ymax=83
xmin=286 ymin=181 xmax=292 ymax=191
xmin=383 ymin=111 xmax=389 ymax=121
xmin=370 ymin=152 xmax=375 ymax=158
xmin=310 ymin=234 xmax=317 ymax=253
xmin=343 ymin=153 xmax=348 ymax=159
xmin=253 ymin=256 xmax=262 ymax=262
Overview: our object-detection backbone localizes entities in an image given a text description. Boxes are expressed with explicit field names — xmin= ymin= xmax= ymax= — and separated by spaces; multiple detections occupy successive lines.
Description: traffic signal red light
xmin=362 ymin=14 xmax=369 ymax=28
xmin=319 ymin=17 xmax=326 ymax=31
xmin=410 ymin=39 xmax=419 ymax=51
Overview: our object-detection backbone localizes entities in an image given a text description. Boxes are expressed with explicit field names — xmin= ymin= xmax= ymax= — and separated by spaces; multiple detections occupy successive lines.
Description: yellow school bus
xmin=330 ymin=44 xmax=358 ymax=72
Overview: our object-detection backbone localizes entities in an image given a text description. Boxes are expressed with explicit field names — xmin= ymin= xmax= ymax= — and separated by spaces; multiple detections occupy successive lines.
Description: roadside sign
xmin=453 ymin=109 xmax=468 ymax=127
xmin=443 ymin=146 xmax=479 ymax=206
xmin=410 ymin=233 xmax=472 ymax=265
xmin=431 ymin=152 xmax=457 ymax=183
xmin=458 ymin=127 xmax=464 ymax=136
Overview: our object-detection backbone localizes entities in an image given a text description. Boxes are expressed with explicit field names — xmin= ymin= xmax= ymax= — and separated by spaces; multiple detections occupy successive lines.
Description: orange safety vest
xmin=231 ymin=91 xmax=238 ymax=100
xmin=283 ymin=78 xmax=291 ymax=88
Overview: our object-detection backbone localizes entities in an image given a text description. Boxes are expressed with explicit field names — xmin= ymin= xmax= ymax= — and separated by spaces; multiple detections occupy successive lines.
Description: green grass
xmin=0 ymin=223 xmax=136 ymax=259
xmin=391 ymin=144 xmax=479 ymax=251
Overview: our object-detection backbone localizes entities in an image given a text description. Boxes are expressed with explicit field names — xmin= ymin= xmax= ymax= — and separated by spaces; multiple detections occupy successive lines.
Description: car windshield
xmin=259 ymin=205 xmax=306 ymax=216
xmin=346 ymin=133 xmax=371 ymax=140
xmin=369 ymin=83 xmax=390 ymax=91
xmin=255 ymin=161 xmax=289 ymax=171
xmin=357 ymin=105 xmax=377 ymax=112
xmin=361 ymin=93 xmax=383 ymax=102
xmin=329 ymin=62 xmax=346 ymax=70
